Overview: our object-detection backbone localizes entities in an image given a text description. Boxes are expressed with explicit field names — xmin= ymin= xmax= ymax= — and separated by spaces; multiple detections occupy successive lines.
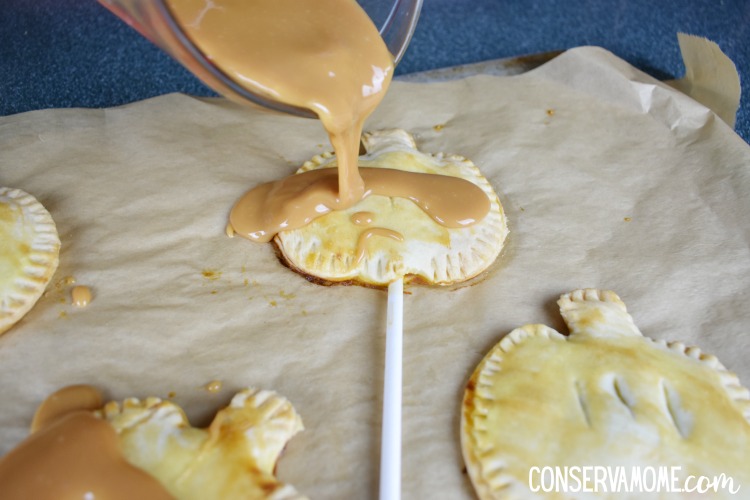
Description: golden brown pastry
xmin=0 ymin=187 xmax=60 ymax=335
xmin=0 ymin=386 xmax=305 ymax=500
xmin=100 ymin=388 xmax=306 ymax=499
xmin=274 ymin=129 xmax=508 ymax=287
xmin=462 ymin=289 xmax=750 ymax=499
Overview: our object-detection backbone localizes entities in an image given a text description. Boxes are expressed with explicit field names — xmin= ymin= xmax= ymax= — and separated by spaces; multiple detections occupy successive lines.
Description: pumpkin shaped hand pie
xmin=0 ymin=386 xmax=304 ymax=499
xmin=462 ymin=289 xmax=750 ymax=499
xmin=100 ymin=387 xmax=306 ymax=499
xmin=273 ymin=129 xmax=507 ymax=287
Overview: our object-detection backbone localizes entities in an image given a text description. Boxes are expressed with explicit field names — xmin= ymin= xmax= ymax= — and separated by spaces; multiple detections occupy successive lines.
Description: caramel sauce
xmin=71 ymin=285 xmax=92 ymax=307
xmin=351 ymin=211 xmax=375 ymax=226
xmin=230 ymin=168 xmax=490 ymax=243
xmin=168 ymin=0 xmax=392 ymax=206
xmin=0 ymin=386 xmax=173 ymax=499
xmin=164 ymin=0 xmax=490 ymax=243
xmin=202 ymin=269 xmax=221 ymax=280
xmin=355 ymin=228 xmax=404 ymax=265
xmin=30 ymin=384 xmax=102 ymax=433
xmin=204 ymin=380 xmax=223 ymax=393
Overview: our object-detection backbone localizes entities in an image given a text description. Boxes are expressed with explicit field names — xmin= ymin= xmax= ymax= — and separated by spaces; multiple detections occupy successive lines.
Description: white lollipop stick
xmin=379 ymin=277 xmax=403 ymax=500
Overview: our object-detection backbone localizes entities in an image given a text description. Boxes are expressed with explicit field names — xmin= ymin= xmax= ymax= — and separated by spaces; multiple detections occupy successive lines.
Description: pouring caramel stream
xmin=168 ymin=0 xmax=390 ymax=205
xmin=168 ymin=0 xmax=490 ymax=238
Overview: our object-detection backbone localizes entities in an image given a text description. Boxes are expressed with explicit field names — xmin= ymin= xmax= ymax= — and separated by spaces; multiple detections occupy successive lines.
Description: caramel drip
xmin=230 ymin=168 xmax=491 ymax=243
xmin=0 ymin=386 xmax=173 ymax=499
xmin=167 ymin=0 xmax=392 ymax=205
xmin=71 ymin=285 xmax=92 ymax=307
xmin=205 ymin=380 xmax=223 ymax=393
xmin=351 ymin=211 xmax=375 ymax=226
xmin=355 ymin=228 xmax=404 ymax=265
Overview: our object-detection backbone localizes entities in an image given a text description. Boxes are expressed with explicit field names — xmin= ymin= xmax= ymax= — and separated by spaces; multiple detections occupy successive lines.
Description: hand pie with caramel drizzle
xmin=273 ymin=129 xmax=507 ymax=287
xmin=461 ymin=289 xmax=750 ymax=500
xmin=0 ymin=187 xmax=60 ymax=335
xmin=0 ymin=386 xmax=305 ymax=500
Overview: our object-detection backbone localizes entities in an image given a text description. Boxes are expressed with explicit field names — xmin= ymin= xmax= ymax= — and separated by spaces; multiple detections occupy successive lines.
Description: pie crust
xmin=99 ymin=387 xmax=306 ymax=499
xmin=274 ymin=129 xmax=508 ymax=287
xmin=461 ymin=289 xmax=750 ymax=499
xmin=0 ymin=187 xmax=60 ymax=335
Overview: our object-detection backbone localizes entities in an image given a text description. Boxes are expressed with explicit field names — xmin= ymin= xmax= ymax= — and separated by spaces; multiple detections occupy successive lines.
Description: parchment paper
xmin=1 ymin=46 xmax=749 ymax=499
xmin=668 ymin=33 xmax=741 ymax=128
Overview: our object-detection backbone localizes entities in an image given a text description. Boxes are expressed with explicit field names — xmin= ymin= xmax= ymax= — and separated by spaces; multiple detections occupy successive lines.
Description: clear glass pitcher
xmin=98 ymin=0 xmax=423 ymax=117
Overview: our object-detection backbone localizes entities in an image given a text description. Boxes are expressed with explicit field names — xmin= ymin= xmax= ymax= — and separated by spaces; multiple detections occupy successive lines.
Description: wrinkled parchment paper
xmin=668 ymin=33 xmax=741 ymax=128
xmin=1 ymin=46 xmax=749 ymax=499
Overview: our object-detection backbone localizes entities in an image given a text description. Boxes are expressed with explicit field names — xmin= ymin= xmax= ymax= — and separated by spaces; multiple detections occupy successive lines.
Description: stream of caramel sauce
xmin=168 ymin=0 xmax=391 ymax=207
xmin=166 ymin=0 xmax=490 ymax=242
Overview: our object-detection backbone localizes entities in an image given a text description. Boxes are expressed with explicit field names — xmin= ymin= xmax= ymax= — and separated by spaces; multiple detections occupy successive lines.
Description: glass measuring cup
xmin=98 ymin=0 xmax=423 ymax=118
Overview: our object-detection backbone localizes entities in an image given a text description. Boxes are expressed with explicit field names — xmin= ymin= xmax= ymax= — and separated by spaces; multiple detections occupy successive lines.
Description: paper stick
xmin=379 ymin=277 xmax=404 ymax=500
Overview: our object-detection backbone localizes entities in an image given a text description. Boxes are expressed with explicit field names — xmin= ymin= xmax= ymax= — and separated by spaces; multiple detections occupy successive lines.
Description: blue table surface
xmin=1 ymin=0 xmax=749 ymax=143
